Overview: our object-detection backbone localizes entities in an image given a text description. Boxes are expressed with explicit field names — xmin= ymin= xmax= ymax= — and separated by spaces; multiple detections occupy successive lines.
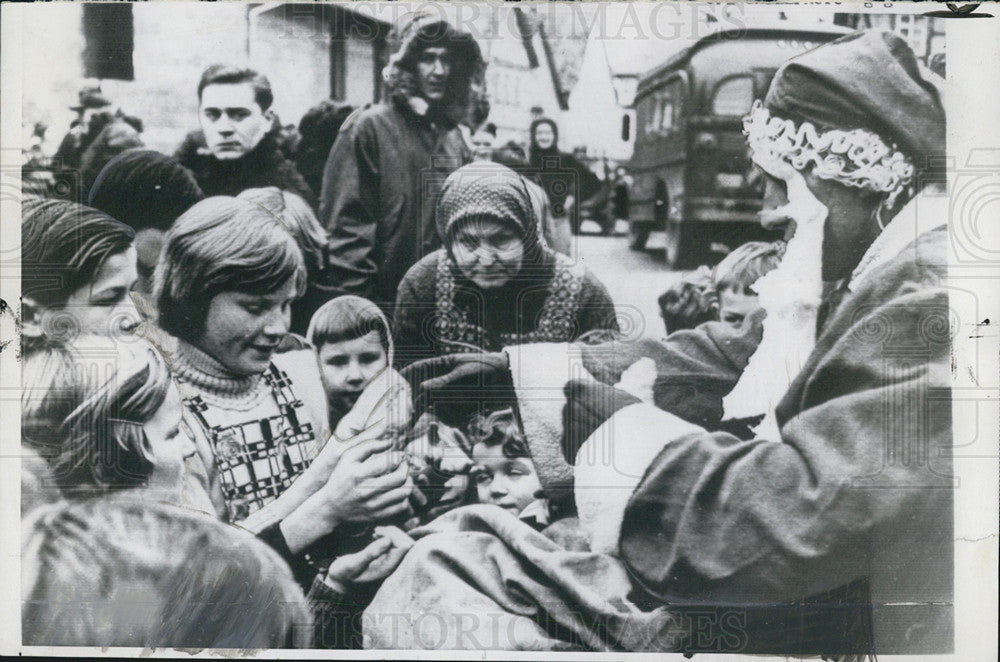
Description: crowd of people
xmin=19 ymin=16 xmax=952 ymax=656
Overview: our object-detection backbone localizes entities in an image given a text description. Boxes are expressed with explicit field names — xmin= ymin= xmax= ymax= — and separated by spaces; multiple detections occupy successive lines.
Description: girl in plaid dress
xmin=154 ymin=196 xmax=414 ymax=584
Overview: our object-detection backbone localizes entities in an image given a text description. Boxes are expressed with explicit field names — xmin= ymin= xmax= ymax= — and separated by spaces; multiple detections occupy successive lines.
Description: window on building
xmin=647 ymin=100 xmax=662 ymax=135
xmin=82 ymin=2 xmax=134 ymax=81
xmin=621 ymin=114 xmax=631 ymax=142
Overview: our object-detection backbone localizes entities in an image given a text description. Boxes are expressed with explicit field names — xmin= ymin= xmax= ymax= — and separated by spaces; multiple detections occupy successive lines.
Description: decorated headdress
xmin=743 ymin=30 xmax=945 ymax=210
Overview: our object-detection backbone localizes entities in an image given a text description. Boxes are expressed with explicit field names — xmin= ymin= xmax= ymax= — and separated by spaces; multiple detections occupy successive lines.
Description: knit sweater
xmin=171 ymin=337 xmax=329 ymax=523
xmin=393 ymin=249 xmax=619 ymax=366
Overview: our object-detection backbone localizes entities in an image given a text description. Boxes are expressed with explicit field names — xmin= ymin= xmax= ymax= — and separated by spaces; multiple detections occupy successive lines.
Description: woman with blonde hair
xmin=154 ymin=195 xmax=413 ymax=586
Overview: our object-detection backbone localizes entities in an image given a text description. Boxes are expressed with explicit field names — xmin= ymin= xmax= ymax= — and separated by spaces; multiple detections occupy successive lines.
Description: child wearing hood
xmin=309 ymin=293 xmax=479 ymax=517
xmin=307 ymin=295 xmax=397 ymax=434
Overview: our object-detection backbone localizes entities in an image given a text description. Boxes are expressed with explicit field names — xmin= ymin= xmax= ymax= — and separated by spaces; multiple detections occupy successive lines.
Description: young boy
xmin=468 ymin=408 xmax=549 ymax=529
xmin=657 ymin=265 xmax=719 ymax=335
xmin=306 ymin=295 xmax=394 ymax=431
xmin=712 ymin=241 xmax=785 ymax=329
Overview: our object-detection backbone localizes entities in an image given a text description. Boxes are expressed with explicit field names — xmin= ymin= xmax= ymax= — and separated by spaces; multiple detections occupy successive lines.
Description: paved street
xmin=571 ymin=220 xmax=685 ymax=340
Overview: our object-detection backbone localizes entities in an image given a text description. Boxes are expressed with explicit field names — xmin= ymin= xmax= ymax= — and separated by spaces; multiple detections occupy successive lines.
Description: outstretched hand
xmin=323 ymin=525 xmax=415 ymax=592
xmin=401 ymin=352 xmax=512 ymax=425
xmin=401 ymin=352 xmax=509 ymax=392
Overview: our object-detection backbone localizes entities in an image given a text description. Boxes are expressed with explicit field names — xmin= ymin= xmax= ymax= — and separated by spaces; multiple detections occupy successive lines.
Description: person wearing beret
xmin=369 ymin=31 xmax=951 ymax=655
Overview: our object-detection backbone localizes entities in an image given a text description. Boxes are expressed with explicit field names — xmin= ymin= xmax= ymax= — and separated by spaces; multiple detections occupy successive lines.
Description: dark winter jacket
xmin=528 ymin=118 xmax=601 ymax=218
xmin=317 ymin=17 xmax=484 ymax=309
xmin=174 ymin=129 xmax=314 ymax=208
xmin=79 ymin=119 xmax=145 ymax=199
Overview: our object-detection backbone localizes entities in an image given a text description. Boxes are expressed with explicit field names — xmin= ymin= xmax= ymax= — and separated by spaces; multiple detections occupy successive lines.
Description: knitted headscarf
xmin=528 ymin=117 xmax=560 ymax=167
xmin=436 ymin=162 xmax=548 ymax=270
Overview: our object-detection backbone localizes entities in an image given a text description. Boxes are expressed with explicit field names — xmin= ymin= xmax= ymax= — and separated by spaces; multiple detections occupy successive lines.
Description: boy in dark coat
xmin=175 ymin=65 xmax=314 ymax=207
xmin=318 ymin=13 xmax=484 ymax=309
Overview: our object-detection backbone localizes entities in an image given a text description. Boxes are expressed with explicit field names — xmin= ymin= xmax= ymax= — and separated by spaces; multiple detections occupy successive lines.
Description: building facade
xmin=22 ymin=3 xmax=567 ymax=159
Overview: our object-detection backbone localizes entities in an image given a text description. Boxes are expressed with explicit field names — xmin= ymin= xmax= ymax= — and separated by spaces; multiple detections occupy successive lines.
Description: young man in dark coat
xmin=387 ymin=31 xmax=952 ymax=656
xmin=174 ymin=65 xmax=314 ymax=207
xmin=318 ymin=14 xmax=484 ymax=310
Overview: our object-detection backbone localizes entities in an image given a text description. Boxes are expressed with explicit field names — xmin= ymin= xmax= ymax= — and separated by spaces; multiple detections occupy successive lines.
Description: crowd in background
xmin=19 ymin=14 xmax=952 ymax=656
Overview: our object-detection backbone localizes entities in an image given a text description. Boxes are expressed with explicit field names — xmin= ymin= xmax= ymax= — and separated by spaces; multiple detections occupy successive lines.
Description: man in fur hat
xmin=318 ymin=13 xmax=485 ymax=309
xmin=381 ymin=31 xmax=952 ymax=656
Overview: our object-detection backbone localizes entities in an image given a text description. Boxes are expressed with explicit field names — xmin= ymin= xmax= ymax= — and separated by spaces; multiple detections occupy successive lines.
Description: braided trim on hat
xmin=742 ymin=100 xmax=915 ymax=208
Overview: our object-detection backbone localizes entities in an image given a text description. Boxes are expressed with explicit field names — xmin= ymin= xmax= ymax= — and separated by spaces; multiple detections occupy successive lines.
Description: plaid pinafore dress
xmin=180 ymin=363 xmax=318 ymax=522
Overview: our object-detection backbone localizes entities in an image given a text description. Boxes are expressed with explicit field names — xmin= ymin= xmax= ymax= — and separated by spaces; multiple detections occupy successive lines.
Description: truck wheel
xmin=628 ymin=223 xmax=651 ymax=250
xmin=663 ymin=220 xmax=683 ymax=269
xmin=664 ymin=221 xmax=704 ymax=270
xmin=569 ymin=214 xmax=583 ymax=235
xmin=598 ymin=213 xmax=615 ymax=236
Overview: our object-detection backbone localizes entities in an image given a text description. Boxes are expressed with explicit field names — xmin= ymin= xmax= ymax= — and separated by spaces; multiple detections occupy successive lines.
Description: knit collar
xmin=172 ymin=340 xmax=262 ymax=399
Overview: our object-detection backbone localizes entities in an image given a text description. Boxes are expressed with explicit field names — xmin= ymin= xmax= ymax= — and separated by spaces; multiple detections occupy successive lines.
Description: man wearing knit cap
xmin=380 ymin=31 xmax=952 ymax=655
xmin=318 ymin=12 xmax=485 ymax=310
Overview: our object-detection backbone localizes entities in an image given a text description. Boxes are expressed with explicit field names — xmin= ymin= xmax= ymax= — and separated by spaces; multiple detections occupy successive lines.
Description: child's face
xmin=719 ymin=287 xmax=759 ymax=329
xmin=318 ymin=331 xmax=388 ymax=400
xmin=195 ymin=280 xmax=296 ymax=376
xmin=142 ymin=383 xmax=197 ymax=494
xmin=472 ymin=442 xmax=542 ymax=516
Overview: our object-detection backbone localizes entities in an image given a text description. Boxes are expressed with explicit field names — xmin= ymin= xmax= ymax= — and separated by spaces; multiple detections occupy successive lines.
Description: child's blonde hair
xmin=22 ymin=497 xmax=311 ymax=647
xmin=713 ymin=241 xmax=786 ymax=295
xmin=22 ymin=336 xmax=172 ymax=497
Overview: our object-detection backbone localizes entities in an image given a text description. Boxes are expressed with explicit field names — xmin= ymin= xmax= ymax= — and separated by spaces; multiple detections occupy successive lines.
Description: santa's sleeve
xmin=616 ymin=286 xmax=953 ymax=604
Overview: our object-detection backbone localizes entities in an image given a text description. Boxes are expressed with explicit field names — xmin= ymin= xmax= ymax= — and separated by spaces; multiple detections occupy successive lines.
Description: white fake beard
xmin=721 ymin=205 xmax=827 ymax=439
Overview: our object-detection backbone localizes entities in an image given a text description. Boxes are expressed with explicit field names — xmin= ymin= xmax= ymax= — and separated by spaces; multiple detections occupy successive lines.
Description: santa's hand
xmin=757 ymin=162 xmax=827 ymax=236
xmin=402 ymin=353 xmax=509 ymax=392
xmin=402 ymin=352 xmax=511 ymax=418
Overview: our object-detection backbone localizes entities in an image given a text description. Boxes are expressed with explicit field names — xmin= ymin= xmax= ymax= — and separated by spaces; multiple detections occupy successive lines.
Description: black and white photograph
xmin=1 ymin=1 xmax=997 ymax=658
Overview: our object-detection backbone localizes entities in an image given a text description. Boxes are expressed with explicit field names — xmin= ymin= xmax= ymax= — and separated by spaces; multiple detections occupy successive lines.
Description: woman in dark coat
xmin=392 ymin=162 xmax=618 ymax=367
xmin=528 ymin=117 xmax=601 ymax=230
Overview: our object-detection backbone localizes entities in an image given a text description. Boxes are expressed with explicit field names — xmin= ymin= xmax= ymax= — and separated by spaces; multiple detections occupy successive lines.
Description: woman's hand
xmin=322 ymin=525 xmax=415 ymax=593
xmin=280 ymin=438 xmax=413 ymax=553
xmin=321 ymin=438 xmax=414 ymax=525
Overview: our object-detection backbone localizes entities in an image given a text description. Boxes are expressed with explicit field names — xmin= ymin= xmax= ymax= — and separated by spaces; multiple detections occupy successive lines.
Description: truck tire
xmin=628 ymin=223 xmax=651 ymax=250
xmin=664 ymin=221 xmax=704 ymax=270
xmin=663 ymin=220 xmax=683 ymax=269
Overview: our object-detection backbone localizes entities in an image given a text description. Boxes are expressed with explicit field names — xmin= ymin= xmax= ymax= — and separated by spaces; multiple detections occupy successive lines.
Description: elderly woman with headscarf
xmin=392 ymin=162 xmax=618 ymax=367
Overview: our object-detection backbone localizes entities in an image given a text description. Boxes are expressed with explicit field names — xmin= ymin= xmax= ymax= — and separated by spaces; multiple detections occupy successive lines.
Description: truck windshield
xmin=712 ymin=76 xmax=754 ymax=116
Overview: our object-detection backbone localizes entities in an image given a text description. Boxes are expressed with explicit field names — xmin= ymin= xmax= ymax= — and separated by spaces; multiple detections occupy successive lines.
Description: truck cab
xmin=627 ymin=26 xmax=851 ymax=267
